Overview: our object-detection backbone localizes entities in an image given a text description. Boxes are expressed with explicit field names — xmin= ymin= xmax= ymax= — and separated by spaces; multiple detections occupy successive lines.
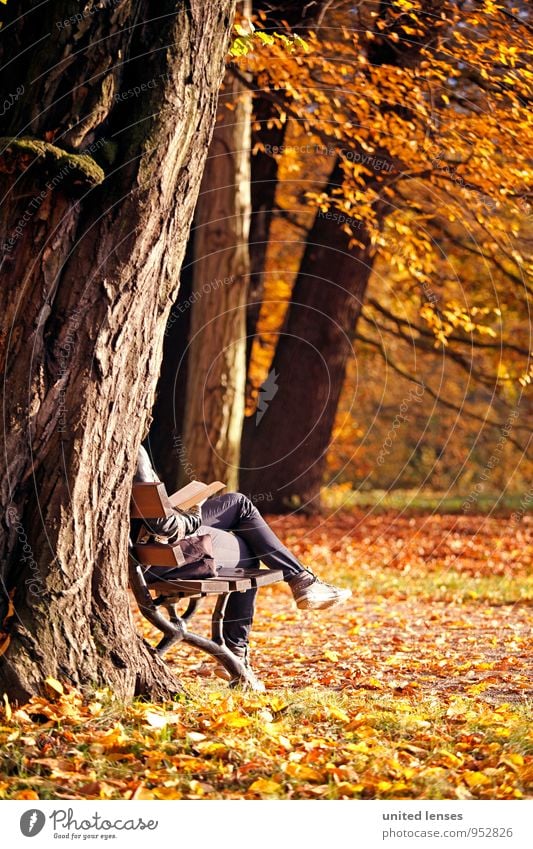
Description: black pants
xmin=201 ymin=492 xmax=304 ymax=649
xmin=164 ymin=493 xmax=304 ymax=651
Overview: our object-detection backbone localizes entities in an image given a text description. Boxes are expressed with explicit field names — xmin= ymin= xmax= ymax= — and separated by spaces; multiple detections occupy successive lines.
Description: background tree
xmin=0 ymin=0 xmax=235 ymax=702
xmin=239 ymin=0 xmax=532 ymax=510
xmin=171 ymin=1 xmax=252 ymax=492
xmin=149 ymin=0 xmax=331 ymax=488
xmin=246 ymin=0 xmax=333 ymax=367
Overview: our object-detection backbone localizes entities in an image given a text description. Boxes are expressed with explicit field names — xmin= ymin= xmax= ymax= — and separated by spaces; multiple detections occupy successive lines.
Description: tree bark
xmin=146 ymin=239 xmax=195 ymax=490
xmin=178 ymin=0 xmax=252 ymax=490
xmin=240 ymin=158 xmax=376 ymax=512
xmin=0 ymin=0 xmax=235 ymax=703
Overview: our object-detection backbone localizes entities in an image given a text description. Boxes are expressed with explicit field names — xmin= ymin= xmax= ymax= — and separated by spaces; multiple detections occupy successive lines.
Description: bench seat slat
xmin=142 ymin=568 xmax=284 ymax=599
xmin=146 ymin=577 xmax=233 ymax=594
xmin=218 ymin=567 xmax=284 ymax=587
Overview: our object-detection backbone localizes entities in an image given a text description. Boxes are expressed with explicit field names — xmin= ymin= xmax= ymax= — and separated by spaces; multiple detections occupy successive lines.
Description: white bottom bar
xmin=3 ymin=799 xmax=531 ymax=849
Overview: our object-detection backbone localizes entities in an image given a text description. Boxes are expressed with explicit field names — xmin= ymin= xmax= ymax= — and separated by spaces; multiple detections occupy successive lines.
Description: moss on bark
xmin=0 ymin=136 xmax=105 ymax=189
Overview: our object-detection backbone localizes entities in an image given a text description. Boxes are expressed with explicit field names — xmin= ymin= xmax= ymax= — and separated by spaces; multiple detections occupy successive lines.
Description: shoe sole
xmin=296 ymin=591 xmax=352 ymax=611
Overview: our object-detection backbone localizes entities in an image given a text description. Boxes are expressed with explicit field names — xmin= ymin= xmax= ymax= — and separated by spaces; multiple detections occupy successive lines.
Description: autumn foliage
xmin=1 ymin=511 xmax=531 ymax=800
xmin=0 ymin=0 xmax=531 ymax=804
xmin=240 ymin=0 xmax=531 ymax=496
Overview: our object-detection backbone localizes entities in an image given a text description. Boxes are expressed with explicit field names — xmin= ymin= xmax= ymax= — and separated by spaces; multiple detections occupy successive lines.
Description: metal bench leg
xmin=129 ymin=559 xmax=186 ymax=655
xmin=163 ymin=598 xmax=200 ymax=624
xmin=181 ymin=599 xmax=200 ymax=621
xmin=129 ymin=555 xmax=257 ymax=688
xmin=155 ymin=632 xmax=183 ymax=656
xmin=156 ymin=600 xmax=201 ymax=655
xmin=181 ymin=631 xmax=252 ymax=686
xmin=164 ymin=593 xmax=254 ymax=686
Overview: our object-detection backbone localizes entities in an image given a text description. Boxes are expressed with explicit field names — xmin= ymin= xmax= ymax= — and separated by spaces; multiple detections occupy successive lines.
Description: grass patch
xmin=322 ymin=487 xmax=529 ymax=515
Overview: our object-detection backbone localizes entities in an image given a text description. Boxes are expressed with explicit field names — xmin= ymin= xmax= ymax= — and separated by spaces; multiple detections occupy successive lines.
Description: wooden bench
xmin=129 ymin=481 xmax=283 ymax=688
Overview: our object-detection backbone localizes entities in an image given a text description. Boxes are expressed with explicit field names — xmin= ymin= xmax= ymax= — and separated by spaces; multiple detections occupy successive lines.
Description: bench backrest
xmin=130 ymin=482 xmax=174 ymax=519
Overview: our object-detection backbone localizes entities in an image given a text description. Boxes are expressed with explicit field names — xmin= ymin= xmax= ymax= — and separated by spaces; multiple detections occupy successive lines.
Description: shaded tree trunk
xmin=240 ymin=158 xmax=377 ymax=512
xmin=246 ymin=94 xmax=288 ymax=369
xmin=179 ymin=0 xmax=252 ymax=490
xmin=0 ymin=0 xmax=235 ymax=703
xmin=246 ymin=0 xmax=332 ymax=367
xmin=147 ymin=238 xmax=195 ymax=489
xmin=147 ymin=0 xmax=332 ymax=491
xmin=240 ymin=2 xmax=435 ymax=511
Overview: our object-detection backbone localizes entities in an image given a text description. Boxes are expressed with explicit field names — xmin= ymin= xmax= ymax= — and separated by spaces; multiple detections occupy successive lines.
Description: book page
xmin=169 ymin=480 xmax=225 ymax=510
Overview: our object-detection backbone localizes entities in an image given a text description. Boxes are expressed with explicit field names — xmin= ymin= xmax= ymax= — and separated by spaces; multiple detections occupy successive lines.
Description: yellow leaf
xmin=248 ymin=778 xmax=282 ymax=795
xmin=152 ymin=787 xmax=181 ymax=799
xmin=195 ymin=741 xmax=227 ymax=756
xmin=362 ymin=677 xmax=385 ymax=690
xmin=3 ymin=693 xmax=12 ymax=721
xmin=324 ymin=650 xmax=339 ymax=662
xmin=467 ymin=682 xmax=492 ymax=695
xmin=463 ymin=770 xmax=492 ymax=788
xmin=327 ymin=706 xmax=350 ymax=723
xmin=498 ymin=753 xmax=524 ymax=772
xmin=217 ymin=711 xmax=253 ymax=728
xmin=98 ymin=724 xmax=128 ymax=748
xmin=504 ymin=753 xmax=524 ymax=766
xmin=285 ymin=762 xmax=324 ymax=782
xmin=44 ymin=677 xmax=64 ymax=699
xmin=435 ymin=749 xmax=463 ymax=768
xmin=335 ymin=781 xmax=364 ymax=795
xmin=268 ymin=696 xmax=290 ymax=713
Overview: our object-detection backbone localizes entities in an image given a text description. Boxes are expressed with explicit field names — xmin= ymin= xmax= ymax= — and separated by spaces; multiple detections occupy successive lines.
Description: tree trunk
xmin=246 ymin=0 xmax=332 ymax=367
xmin=146 ymin=238 xmax=195 ymax=490
xmin=179 ymin=1 xmax=252 ymax=490
xmin=240 ymin=158 xmax=376 ymax=512
xmin=0 ymin=0 xmax=235 ymax=703
xmin=240 ymin=2 xmax=429 ymax=512
xmin=246 ymin=94 xmax=288 ymax=369
xmin=147 ymin=0 xmax=334 ymax=491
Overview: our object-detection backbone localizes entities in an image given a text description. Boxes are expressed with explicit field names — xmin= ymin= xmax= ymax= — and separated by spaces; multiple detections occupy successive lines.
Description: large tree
xmin=0 ymin=0 xmax=235 ymax=702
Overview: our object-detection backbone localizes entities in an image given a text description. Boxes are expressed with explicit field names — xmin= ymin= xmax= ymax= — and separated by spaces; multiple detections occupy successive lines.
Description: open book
xmin=169 ymin=480 xmax=226 ymax=511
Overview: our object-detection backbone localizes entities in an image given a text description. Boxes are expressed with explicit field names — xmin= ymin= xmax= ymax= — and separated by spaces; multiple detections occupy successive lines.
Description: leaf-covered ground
xmin=1 ymin=512 xmax=531 ymax=800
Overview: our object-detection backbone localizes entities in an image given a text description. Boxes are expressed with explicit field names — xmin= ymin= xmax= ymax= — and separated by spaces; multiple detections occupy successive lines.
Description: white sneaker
xmin=288 ymin=570 xmax=352 ymax=610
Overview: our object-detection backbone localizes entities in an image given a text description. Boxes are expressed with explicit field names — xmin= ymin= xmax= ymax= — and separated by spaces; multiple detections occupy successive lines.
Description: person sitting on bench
xmin=135 ymin=446 xmax=351 ymax=686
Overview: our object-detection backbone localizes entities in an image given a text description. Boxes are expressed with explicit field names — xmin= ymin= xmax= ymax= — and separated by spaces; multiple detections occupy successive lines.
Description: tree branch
xmin=360 ymin=312 xmax=505 ymax=392
xmin=354 ymin=331 xmax=531 ymax=453
xmin=365 ymin=298 xmax=531 ymax=358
